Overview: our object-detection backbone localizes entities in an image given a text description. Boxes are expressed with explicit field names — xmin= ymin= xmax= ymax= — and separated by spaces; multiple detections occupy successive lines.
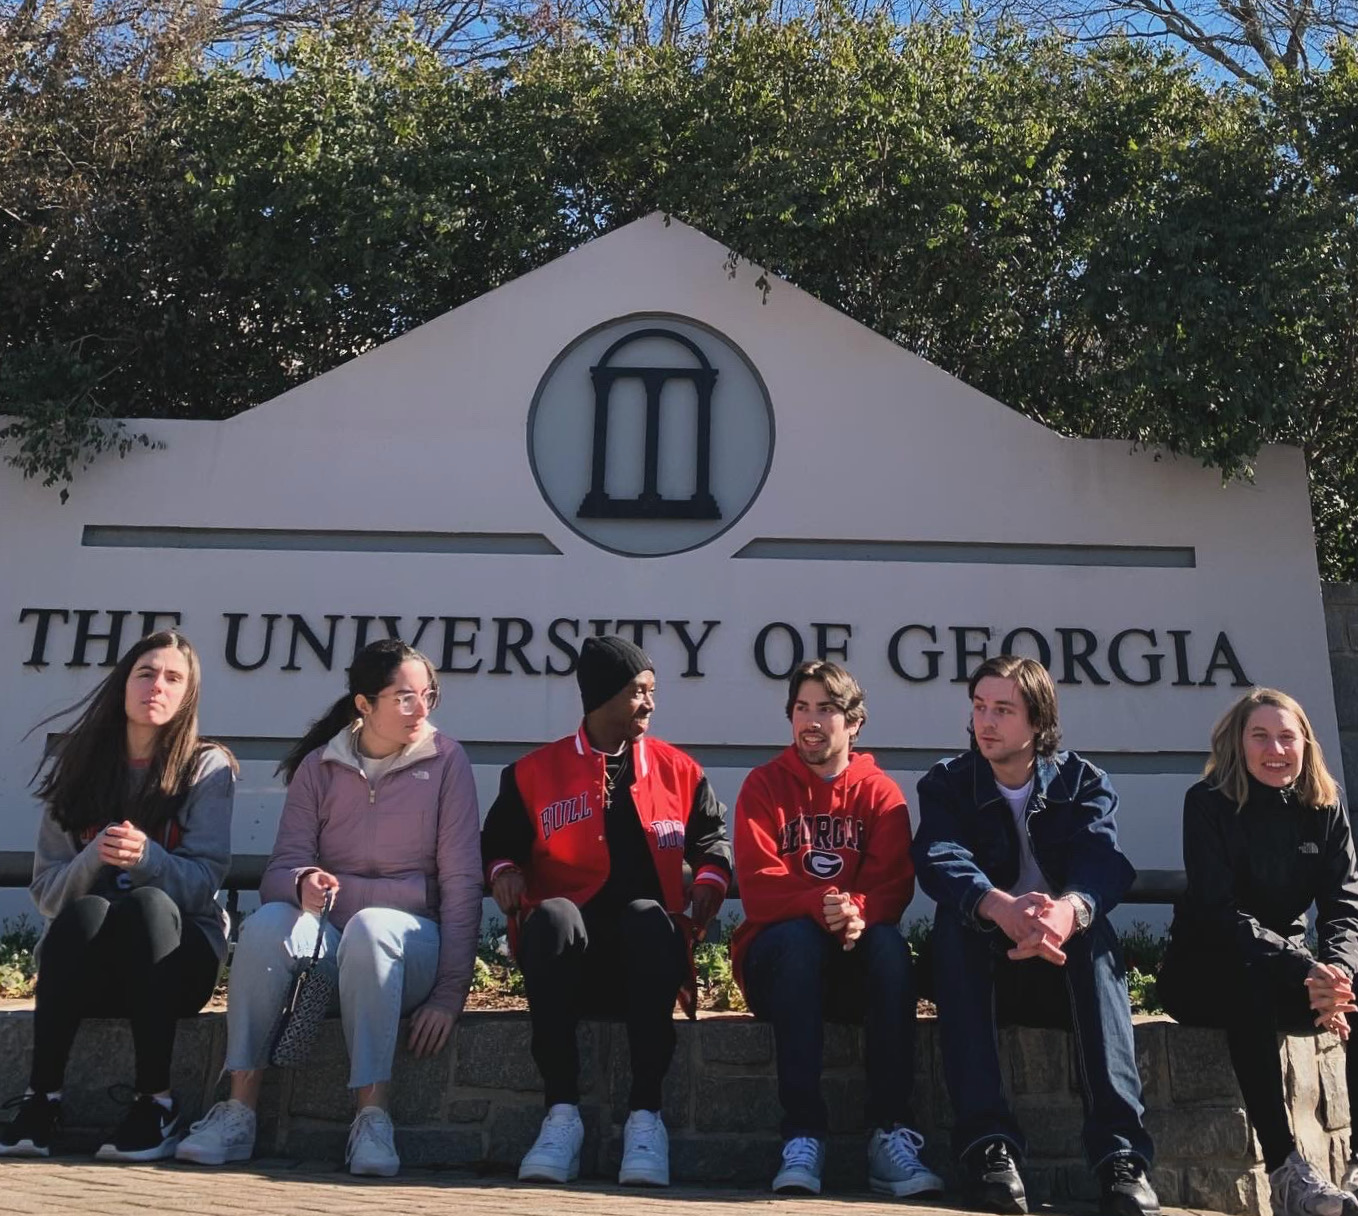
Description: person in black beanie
xmin=481 ymin=635 xmax=731 ymax=1188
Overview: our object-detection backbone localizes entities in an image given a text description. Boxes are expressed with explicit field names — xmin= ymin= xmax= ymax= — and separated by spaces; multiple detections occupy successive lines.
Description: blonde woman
xmin=1160 ymin=689 xmax=1358 ymax=1216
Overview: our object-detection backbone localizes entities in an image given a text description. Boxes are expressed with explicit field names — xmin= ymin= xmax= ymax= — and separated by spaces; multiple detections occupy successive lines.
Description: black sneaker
xmin=961 ymin=1137 xmax=1028 ymax=1214
xmin=0 ymin=1092 xmax=62 ymax=1157
xmin=95 ymin=1092 xmax=182 ymax=1162
xmin=1099 ymin=1153 xmax=1161 ymax=1216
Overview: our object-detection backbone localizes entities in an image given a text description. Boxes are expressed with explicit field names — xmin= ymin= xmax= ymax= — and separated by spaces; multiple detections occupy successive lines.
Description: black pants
xmin=31 ymin=888 xmax=220 ymax=1095
xmin=517 ymin=897 xmax=688 ymax=1111
xmin=1159 ymin=939 xmax=1358 ymax=1172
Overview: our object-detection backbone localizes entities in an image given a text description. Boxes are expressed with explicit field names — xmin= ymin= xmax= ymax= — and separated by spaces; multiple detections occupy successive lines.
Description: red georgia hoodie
xmin=730 ymin=746 xmax=915 ymax=993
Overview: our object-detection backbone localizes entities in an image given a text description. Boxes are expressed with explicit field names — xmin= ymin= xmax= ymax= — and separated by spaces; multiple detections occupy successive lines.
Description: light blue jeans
xmin=225 ymin=901 xmax=440 ymax=1089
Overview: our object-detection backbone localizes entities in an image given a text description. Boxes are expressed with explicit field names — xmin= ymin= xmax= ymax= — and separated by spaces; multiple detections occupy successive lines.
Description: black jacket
xmin=1169 ymin=777 xmax=1358 ymax=982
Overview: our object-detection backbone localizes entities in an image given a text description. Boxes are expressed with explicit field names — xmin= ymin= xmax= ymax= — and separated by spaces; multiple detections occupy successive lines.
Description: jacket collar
xmin=971 ymin=749 xmax=1069 ymax=810
xmin=322 ymin=721 xmax=439 ymax=776
xmin=573 ymin=722 xmax=650 ymax=778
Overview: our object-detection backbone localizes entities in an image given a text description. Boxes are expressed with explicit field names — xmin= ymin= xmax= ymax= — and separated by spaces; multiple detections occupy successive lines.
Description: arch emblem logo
xmin=528 ymin=315 xmax=775 ymax=557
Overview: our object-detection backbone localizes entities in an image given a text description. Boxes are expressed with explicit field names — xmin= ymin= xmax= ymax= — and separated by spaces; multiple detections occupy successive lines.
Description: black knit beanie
xmin=577 ymin=635 xmax=654 ymax=714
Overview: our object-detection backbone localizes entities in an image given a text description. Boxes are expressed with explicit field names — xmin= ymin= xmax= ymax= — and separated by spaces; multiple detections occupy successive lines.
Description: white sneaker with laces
xmin=868 ymin=1125 xmax=945 ymax=1197
xmin=619 ymin=1109 xmax=669 ymax=1186
xmin=175 ymin=1099 xmax=257 ymax=1166
xmin=1271 ymin=1150 xmax=1351 ymax=1216
xmin=346 ymin=1105 xmax=400 ymax=1177
xmin=773 ymin=1135 xmax=826 ymax=1194
xmin=518 ymin=1104 xmax=584 ymax=1184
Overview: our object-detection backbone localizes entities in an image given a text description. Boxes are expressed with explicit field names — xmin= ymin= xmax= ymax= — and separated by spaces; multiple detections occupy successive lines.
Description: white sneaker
xmin=346 ymin=1106 xmax=399 ymax=1178
xmin=619 ymin=1109 xmax=669 ymax=1187
xmin=1342 ymin=1157 xmax=1358 ymax=1197
xmin=175 ymin=1100 xmax=256 ymax=1166
xmin=868 ymin=1126 xmax=945 ymax=1197
xmin=518 ymin=1104 xmax=584 ymax=1184
xmin=773 ymin=1136 xmax=826 ymax=1194
xmin=1271 ymin=1150 xmax=1350 ymax=1216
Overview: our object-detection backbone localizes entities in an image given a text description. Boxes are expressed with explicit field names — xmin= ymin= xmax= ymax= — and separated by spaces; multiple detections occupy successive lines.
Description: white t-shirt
xmin=997 ymin=777 xmax=1051 ymax=896
xmin=359 ymin=750 xmax=402 ymax=788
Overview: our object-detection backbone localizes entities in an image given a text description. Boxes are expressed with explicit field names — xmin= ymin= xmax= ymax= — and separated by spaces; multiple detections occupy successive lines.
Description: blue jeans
xmin=931 ymin=903 xmax=1153 ymax=1167
xmin=225 ymin=902 xmax=440 ymax=1089
xmin=743 ymin=917 xmax=919 ymax=1139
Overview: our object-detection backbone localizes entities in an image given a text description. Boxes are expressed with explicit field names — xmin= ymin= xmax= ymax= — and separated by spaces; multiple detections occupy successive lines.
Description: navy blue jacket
xmin=912 ymin=748 xmax=1135 ymax=925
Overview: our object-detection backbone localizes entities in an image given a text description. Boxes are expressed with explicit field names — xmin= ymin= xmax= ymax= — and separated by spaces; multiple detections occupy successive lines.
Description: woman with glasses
xmin=0 ymin=631 xmax=236 ymax=1162
xmin=175 ymin=638 xmax=481 ymax=1177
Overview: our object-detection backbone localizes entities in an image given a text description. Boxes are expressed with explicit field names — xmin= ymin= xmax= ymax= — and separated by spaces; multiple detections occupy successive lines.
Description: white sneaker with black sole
xmin=95 ymin=1093 xmax=182 ymax=1162
xmin=518 ymin=1104 xmax=584 ymax=1183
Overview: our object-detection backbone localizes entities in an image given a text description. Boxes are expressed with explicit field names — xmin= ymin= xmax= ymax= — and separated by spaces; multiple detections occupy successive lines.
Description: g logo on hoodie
xmin=803 ymin=850 xmax=845 ymax=880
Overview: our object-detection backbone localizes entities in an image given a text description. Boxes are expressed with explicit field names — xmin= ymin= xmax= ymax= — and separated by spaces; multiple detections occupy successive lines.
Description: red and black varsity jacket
xmin=480 ymin=725 xmax=731 ymax=917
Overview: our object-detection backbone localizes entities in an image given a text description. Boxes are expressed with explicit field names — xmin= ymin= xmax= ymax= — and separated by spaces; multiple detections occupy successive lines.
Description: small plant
xmin=693 ymin=918 xmax=746 ymax=1012
xmin=473 ymin=918 xmax=524 ymax=996
xmin=0 ymin=916 xmax=40 ymax=999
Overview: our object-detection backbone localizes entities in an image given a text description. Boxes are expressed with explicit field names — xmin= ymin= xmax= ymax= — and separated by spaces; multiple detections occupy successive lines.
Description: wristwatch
xmin=1063 ymin=892 xmax=1093 ymax=933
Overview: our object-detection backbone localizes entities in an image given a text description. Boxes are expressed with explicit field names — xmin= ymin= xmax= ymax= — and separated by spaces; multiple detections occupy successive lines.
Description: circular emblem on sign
xmin=528 ymin=314 xmax=775 ymax=557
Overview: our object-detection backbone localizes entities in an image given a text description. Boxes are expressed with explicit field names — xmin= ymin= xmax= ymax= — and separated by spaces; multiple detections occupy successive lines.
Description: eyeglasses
xmin=379 ymin=689 xmax=440 ymax=715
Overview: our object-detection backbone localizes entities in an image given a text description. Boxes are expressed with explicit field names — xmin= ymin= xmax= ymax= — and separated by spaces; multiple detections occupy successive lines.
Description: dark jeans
xmin=931 ymin=903 xmax=1153 ymax=1168
xmin=1160 ymin=938 xmax=1358 ymax=1171
xmin=32 ymin=888 xmax=220 ymax=1095
xmin=517 ymin=897 xmax=688 ymax=1112
xmin=743 ymin=917 xmax=919 ymax=1139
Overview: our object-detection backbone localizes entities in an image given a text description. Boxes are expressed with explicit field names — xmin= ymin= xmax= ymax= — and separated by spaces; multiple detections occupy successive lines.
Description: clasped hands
xmin=1306 ymin=963 xmax=1356 ymax=1040
xmin=822 ymin=889 xmax=865 ymax=951
xmin=980 ymin=889 xmax=1078 ymax=965
xmin=96 ymin=821 xmax=148 ymax=869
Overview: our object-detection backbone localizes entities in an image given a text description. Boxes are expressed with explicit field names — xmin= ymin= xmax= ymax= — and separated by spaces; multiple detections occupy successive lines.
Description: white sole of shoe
xmin=619 ymin=1166 xmax=670 ymax=1187
xmin=0 ymin=1141 xmax=50 ymax=1158
xmin=95 ymin=1135 xmax=181 ymax=1163
xmin=870 ymin=1174 xmax=946 ymax=1198
xmin=518 ymin=1164 xmax=580 ymax=1184
xmin=175 ymin=1142 xmax=253 ymax=1166
xmin=349 ymin=1160 xmax=400 ymax=1178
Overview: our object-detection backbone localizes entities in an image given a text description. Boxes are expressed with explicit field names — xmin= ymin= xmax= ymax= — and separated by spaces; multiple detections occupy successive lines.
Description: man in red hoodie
xmin=733 ymin=660 xmax=941 ymax=1199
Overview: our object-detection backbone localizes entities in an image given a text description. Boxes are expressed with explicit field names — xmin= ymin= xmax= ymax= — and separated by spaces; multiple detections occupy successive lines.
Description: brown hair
xmin=31 ymin=631 xmax=235 ymax=836
xmin=967 ymin=654 xmax=1062 ymax=758
xmin=1204 ymin=687 xmax=1341 ymax=809
xmin=786 ymin=660 xmax=867 ymax=736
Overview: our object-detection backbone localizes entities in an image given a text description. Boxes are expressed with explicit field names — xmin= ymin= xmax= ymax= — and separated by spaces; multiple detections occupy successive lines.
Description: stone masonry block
xmin=693 ymin=1075 xmax=782 ymax=1134
xmin=0 ymin=1013 xmax=33 ymax=1100
xmin=1013 ymin=1098 xmax=1085 ymax=1158
xmin=1183 ymin=1165 xmax=1269 ymax=1216
xmin=455 ymin=1015 xmax=597 ymax=1094
xmin=1316 ymin=1038 xmax=1350 ymax=1133
xmin=446 ymin=1098 xmax=491 ymax=1123
xmin=1134 ymin=1019 xmax=1170 ymax=1107
xmin=1148 ymin=1107 xmax=1253 ymax=1160
xmin=701 ymin=1018 xmax=772 ymax=1066
xmin=286 ymin=1019 xmax=350 ymax=1120
xmin=1167 ymin=1025 xmax=1242 ymax=1104
xmin=607 ymin=1021 xmax=692 ymax=1126
xmin=1007 ymin=1026 xmax=1070 ymax=1095
xmin=397 ymin=1126 xmax=483 ymax=1167
xmin=665 ymin=1135 xmax=785 ymax=1185
xmin=822 ymin=1022 xmax=860 ymax=1068
xmin=1330 ymin=656 xmax=1358 ymax=730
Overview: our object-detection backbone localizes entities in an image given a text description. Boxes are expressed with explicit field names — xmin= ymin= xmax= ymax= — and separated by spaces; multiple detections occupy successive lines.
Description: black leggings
xmin=1160 ymin=940 xmax=1358 ymax=1171
xmin=31 ymin=887 xmax=220 ymax=1095
xmin=517 ymin=898 xmax=688 ymax=1112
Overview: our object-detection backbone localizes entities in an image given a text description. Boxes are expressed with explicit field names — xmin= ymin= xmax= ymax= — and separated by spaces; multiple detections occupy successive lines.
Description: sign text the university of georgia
xmin=16 ymin=609 xmax=1251 ymax=689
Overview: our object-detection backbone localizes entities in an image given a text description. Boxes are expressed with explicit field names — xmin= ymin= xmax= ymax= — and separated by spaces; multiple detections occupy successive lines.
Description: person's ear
xmin=354 ymin=694 xmax=373 ymax=718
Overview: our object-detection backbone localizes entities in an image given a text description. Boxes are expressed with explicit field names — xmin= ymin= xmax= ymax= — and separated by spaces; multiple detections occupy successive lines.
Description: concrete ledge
xmin=0 ymin=1010 xmax=1346 ymax=1214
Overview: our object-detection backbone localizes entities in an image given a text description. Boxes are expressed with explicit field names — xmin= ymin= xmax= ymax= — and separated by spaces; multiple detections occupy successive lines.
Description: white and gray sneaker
xmin=619 ymin=1109 xmax=669 ymax=1186
xmin=346 ymin=1105 xmax=399 ymax=1177
xmin=773 ymin=1135 xmax=827 ymax=1194
xmin=1342 ymin=1156 xmax=1358 ymax=1197
xmin=175 ymin=1099 xmax=257 ymax=1165
xmin=518 ymin=1104 xmax=584 ymax=1184
xmin=868 ymin=1126 xmax=945 ymax=1197
xmin=1271 ymin=1150 xmax=1351 ymax=1216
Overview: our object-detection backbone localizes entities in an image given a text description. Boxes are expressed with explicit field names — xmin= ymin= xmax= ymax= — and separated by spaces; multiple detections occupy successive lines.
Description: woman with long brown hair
xmin=0 ymin=630 xmax=236 ymax=1162
xmin=1160 ymin=688 xmax=1358 ymax=1216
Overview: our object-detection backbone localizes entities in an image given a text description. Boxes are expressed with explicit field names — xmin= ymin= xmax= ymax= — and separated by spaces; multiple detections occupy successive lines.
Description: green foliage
xmin=3 ymin=6 xmax=1357 ymax=574
xmin=693 ymin=918 xmax=747 ymax=1011
xmin=473 ymin=918 xmax=525 ymax=995
xmin=0 ymin=916 xmax=39 ymax=999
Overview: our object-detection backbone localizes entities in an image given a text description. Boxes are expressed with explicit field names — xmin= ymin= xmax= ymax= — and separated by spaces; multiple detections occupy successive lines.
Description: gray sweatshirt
xmin=30 ymin=746 xmax=237 ymax=961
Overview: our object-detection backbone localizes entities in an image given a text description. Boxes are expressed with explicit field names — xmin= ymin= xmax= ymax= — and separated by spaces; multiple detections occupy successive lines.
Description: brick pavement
xmin=0 ymin=1159 xmax=1223 ymax=1216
